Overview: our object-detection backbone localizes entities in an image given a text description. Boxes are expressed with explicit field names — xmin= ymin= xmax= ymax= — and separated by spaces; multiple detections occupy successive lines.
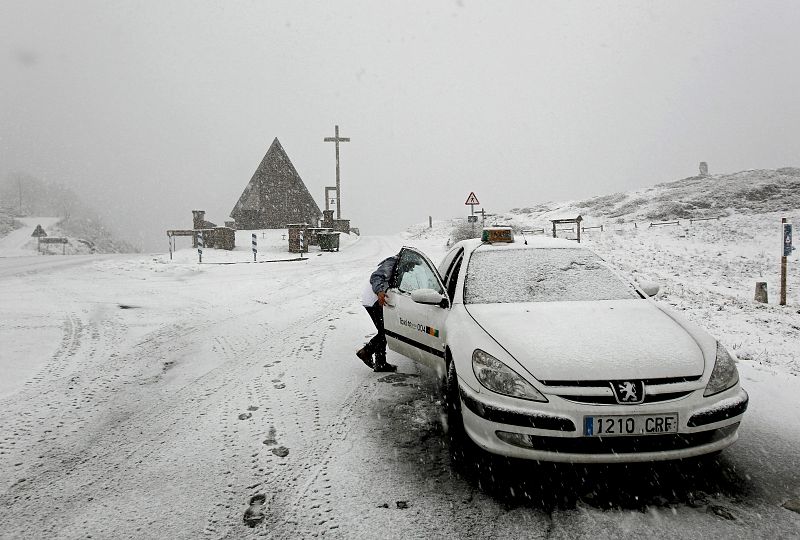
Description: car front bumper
xmin=458 ymin=381 xmax=748 ymax=463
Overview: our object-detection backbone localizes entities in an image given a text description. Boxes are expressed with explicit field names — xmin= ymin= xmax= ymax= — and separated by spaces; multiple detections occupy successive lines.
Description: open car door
xmin=383 ymin=247 xmax=450 ymax=374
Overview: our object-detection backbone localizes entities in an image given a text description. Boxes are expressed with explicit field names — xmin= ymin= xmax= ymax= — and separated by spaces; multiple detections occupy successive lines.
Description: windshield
xmin=464 ymin=248 xmax=641 ymax=304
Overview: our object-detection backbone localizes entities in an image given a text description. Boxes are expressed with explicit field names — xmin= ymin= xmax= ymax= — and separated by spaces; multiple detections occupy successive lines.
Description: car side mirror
xmin=638 ymin=281 xmax=661 ymax=297
xmin=411 ymin=288 xmax=447 ymax=307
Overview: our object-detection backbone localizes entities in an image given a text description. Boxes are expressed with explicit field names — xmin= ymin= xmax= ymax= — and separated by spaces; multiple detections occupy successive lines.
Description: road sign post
xmin=252 ymin=233 xmax=258 ymax=262
xmin=465 ymin=192 xmax=480 ymax=236
xmin=31 ymin=224 xmax=47 ymax=254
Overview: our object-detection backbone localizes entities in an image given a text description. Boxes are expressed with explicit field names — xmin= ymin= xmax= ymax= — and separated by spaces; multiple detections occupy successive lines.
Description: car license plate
xmin=583 ymin=414 xmax=679 ymax=437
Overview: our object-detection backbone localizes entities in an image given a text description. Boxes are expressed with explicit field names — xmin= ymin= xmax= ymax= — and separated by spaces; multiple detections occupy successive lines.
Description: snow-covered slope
xmin=1 ymin=174 xmax=138 ymax=253
xmin=507 ymin=167 xmax=800 ymax=228
xmin=0 ymin=216 xmax=108 ymax=257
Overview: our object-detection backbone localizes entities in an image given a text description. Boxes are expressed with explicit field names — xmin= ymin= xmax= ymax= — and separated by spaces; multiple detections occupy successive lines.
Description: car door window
xmin=446 ymin=253 xmax=463 ymax=301
xmin=393 ymin=250 xmax=444 ymax=295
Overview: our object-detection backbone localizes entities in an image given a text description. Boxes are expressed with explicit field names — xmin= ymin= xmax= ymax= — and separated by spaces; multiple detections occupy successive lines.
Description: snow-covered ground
xmin=1 ymin=216 xmax=799 ymax=538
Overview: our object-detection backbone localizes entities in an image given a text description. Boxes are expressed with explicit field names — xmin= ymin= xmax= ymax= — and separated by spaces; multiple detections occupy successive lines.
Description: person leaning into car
xmin=356 ymin=253 xmax=400 ymax=373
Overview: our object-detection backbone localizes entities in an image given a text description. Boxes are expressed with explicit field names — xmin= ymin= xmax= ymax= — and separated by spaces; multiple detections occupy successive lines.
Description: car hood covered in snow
xmin=465 ymin=299 xmax=706 ymax=381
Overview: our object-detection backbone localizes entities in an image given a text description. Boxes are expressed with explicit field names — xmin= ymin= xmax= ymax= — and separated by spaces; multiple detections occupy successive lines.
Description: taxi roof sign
xmin=481 ymin=226 xmax=514 ymax=243
xmin=465 ymin=192 xmax=480 ymax=205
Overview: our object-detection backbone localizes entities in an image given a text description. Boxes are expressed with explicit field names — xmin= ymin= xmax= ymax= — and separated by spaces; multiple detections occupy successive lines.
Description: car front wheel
xmin=444 ymin=359 xmax=471 ymax=464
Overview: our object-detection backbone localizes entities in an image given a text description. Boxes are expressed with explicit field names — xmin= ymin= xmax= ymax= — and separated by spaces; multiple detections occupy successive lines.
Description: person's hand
xmin=377 ymin=291 xmax=388 ymax=306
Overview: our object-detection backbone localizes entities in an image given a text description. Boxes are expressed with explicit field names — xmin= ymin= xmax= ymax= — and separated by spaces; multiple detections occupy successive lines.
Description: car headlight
xmin=472 ymin=349 xmax=547 ymax=402
xmin=704 ymin=342 xmax=740 ymax=397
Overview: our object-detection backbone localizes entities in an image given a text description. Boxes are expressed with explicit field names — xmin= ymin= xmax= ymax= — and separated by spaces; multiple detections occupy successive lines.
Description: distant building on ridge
xmin=230 ymin=138 xmax=322 ymax=229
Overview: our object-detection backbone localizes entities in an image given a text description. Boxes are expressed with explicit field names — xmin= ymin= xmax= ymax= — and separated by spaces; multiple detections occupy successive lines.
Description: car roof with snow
xmin=454 ymin=235 xmax=584 ymax=254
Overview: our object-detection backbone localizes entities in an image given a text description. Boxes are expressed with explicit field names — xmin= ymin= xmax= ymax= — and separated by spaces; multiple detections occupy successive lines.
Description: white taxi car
xmin=383 ymin=227 xmax=748 ymax=463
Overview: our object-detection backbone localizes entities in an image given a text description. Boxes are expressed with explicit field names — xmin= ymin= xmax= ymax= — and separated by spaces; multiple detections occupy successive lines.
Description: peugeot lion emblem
xmin=611 ymin=380 xmax=645 ymax=404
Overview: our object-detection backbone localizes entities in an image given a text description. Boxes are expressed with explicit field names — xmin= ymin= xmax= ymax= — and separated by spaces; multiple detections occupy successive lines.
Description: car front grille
xmin=560 ymin=391 xmax=694 ymax=405
xmin=540 ymin=375 xmax=702 ymax=406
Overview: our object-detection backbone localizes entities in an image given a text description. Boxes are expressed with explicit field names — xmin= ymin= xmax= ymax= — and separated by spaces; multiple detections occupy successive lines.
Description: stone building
xmin=230 ymin=138 xmax=322 ymax=229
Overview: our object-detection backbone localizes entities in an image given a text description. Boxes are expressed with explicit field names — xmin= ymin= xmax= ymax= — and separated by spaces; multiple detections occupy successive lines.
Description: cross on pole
xmin=324 ymin=125 xmax=350 ymax=220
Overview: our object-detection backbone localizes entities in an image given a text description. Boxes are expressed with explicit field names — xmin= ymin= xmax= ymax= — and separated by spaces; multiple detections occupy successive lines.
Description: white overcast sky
xmin=2 ymin=1 xmax=799 ymax=249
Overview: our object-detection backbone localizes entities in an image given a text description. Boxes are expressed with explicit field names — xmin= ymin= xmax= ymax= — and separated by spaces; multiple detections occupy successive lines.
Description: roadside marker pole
xmin=197 ymin=232 xmax=203 ymax=264
xmin=252 ymin=233 xmax=257 ymax=262
xmin=781 ymin=217 xmax=793 ymax=306
xmin=299 ymin=231 xmax=305 ymax=259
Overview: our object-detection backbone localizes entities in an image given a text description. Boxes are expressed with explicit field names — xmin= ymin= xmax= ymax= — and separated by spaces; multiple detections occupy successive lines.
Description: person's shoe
xmin=356 ymin=347 xmax=374 ymax=368
xmin=373 ymin=361 xmax=397 ymax=373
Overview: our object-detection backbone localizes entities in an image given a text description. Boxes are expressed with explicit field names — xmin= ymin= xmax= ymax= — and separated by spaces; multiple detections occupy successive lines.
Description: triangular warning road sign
xmin=31 ymin=224 xmax=47 ymax=238
xmin=464 ymin=192 xmax=480 ymax=205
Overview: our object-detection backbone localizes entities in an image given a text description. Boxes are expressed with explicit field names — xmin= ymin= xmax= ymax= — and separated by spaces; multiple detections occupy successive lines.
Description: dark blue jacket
xmin=370 ymin=255 xmax=399 ymax=294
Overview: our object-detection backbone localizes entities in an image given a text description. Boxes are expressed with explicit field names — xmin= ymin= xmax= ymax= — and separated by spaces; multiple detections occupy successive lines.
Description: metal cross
xmin=324 ymin=125 xmax=350 ymax=219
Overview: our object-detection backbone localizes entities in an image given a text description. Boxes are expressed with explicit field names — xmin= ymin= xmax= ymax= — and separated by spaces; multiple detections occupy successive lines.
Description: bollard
xmin=754 ymin=282 xmax=768 ymax=303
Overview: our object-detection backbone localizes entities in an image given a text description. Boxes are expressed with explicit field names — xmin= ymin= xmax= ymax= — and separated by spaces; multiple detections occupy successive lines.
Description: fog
xmin=2 ymin=1 xmax=799 ymax=250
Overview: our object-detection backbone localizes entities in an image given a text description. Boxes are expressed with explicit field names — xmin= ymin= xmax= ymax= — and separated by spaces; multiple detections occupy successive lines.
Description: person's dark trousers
xmin=363 ymin=301 xmax=386 ymax=356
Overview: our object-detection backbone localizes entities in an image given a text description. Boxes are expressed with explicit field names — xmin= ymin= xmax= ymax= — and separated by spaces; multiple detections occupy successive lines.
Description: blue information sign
xmin=784 ymin=223 xmax=793 ymax=257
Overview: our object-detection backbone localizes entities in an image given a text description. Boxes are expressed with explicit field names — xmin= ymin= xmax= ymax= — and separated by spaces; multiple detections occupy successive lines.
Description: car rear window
xmin=464 ymin=248 xmax=641 ymax=304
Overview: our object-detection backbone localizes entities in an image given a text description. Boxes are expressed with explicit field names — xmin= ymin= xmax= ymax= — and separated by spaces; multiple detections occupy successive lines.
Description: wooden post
xmin=429 ymin=216 xmax=432 ymax=229
xmin=781 ymin=217 xmax=788 ymax=306
xmin=755 ymin=282 xmax=768 ymax=303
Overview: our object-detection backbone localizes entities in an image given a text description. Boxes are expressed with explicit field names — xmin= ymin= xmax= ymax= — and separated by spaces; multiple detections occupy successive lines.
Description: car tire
xmin=444 ymin=359 xmax=472 ymax=466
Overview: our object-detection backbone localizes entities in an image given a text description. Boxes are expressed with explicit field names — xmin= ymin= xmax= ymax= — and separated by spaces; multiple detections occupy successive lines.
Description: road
xmin=0 ymin=236 xmax=798 ymax=539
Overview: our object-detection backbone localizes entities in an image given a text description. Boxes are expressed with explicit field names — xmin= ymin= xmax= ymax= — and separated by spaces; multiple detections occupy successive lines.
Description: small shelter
xmin=550 ymin=214 xmax=583 ymax=243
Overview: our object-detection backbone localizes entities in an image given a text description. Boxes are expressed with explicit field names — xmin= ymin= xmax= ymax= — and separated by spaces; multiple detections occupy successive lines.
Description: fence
xmin=523 ymin=214 xmax=726 ymax=237
xmin=649 ymin=220 xmax=681 ymax=228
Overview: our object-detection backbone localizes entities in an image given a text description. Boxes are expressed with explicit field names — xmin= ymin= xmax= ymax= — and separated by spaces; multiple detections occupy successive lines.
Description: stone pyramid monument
xmin=230 ymin=138 xmax=322 ymax=229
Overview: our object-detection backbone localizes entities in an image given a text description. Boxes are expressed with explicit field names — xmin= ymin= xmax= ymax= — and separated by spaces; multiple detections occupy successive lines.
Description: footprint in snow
xmin=243 ymin=494 xmax=267 ymax=527
xmin=262 ymin=426 xmax=278 ymax=446
xmin=271 ymin=446 xmax=289 ymax=458
xmin=238 ymin=413 xmax=252 ymax=420
xmin=273 ymin=383 xmax=285 ymax=390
